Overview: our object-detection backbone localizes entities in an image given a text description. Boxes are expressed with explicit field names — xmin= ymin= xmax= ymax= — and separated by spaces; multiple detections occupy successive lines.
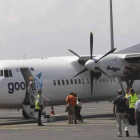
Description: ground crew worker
xmin=66 ymin=92 xmax=77 ymax=124
xmin=135 ymin=99 xmax=140 ymax=138
xmin=113 ymin=89 xmax=129 ymax=137
xmin=35 ymin=90 xmax=44 ymax=126
xmin=129 ymin=88 xmax=138 ymax=125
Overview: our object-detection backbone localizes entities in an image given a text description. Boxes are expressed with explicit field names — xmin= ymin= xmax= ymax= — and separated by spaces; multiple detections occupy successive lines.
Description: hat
xmin=29 ymin=77 xmax=33 ymax=81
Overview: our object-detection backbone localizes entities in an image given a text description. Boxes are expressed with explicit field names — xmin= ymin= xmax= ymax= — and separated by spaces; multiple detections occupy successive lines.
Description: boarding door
xmin=20 ymin=68 xmax=36 ymax=105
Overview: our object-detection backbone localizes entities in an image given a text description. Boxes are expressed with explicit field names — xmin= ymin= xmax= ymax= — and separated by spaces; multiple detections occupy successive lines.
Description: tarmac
xmin=0 ymin=101 xmax=139 ymax=140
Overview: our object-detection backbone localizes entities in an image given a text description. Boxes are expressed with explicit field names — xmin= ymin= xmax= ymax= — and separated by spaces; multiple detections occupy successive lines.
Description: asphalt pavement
xmin=0 ymin=101 xmax=139 ymax=140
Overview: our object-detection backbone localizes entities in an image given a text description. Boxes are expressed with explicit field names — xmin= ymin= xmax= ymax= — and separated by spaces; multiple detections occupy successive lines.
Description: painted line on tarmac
xmin=71 ymin=129 xmax=82 ymax=131
xmin=92 ymin=129 xmax=103 ymax=131
xmin=54 ymin=129 xmax=65 ymax=130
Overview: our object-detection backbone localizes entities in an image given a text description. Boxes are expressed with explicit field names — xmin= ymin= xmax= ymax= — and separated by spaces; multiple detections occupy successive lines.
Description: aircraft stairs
xmin=22 ymin=90 xmax=50 ymax=122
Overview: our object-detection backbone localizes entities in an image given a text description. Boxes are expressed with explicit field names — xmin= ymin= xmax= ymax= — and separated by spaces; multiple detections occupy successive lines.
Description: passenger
xmin=35 ymin=90 xmax=44 ymax=126
xmin=28 ymin=77 xmax=36 ymax=104
xmin=128 ymin=88 xmax=138 ymax=125
xmin=135 ymin=98 xmax=140 ymax=138
xmin=73 ymin=93 xmax=83 ymax=123
xmin=125 ymin=88 xmax=130 ymax=124
xmin=66 ymin=92 xmax=77 ymax=124
xmin=28 ymin=77 xmax=36 ymax=91
xmin=113 ymin=89 xmax=129 ymax=137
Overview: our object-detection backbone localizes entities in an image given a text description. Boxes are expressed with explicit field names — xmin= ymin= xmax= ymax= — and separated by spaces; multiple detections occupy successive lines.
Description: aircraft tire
xmin=22 ymin=109 xmax=30 ymax=119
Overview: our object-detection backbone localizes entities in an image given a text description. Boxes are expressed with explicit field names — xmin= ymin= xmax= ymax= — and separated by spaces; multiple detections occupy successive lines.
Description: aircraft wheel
xmin=22 ymin=109 xmax=30 ymax=119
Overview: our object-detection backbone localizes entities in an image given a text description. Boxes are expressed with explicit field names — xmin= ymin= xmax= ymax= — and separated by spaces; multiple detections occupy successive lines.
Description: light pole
xmin=110 ymin=0 xmax=114 ymax=51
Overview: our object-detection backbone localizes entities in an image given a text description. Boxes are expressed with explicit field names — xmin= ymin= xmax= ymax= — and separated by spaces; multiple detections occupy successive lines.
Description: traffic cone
xmin=50 ymin=106 xmax=55 ymax=115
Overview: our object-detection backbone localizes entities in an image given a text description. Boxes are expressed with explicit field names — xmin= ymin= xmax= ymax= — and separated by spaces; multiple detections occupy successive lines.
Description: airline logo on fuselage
xmin=8 ymin=82 xmax=26 ymax=94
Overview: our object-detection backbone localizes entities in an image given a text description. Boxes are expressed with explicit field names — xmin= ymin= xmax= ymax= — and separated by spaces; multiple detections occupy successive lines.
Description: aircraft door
xmin=20 ymin=68 xmax=36 ymax=105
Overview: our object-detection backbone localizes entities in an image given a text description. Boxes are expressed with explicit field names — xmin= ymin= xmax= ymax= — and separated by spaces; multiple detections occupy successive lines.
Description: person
xmin=128 ymin=88 xmax=138 ymax=125
xmin=66 ymin=92 xmax=77 ymax=124
xmin=125 ymin=88 xmax=130 ymax=99
xmin=28 ymin=77 xmax=36 ymax=103
xmin=135 ymin=99 xmax=140 ymax=138
xmin=113 ymin=89 xmax=129 ymax=137
xmin=73 ymin=93 xmax=83 ymax=123
xmin=28 ymin=77 xmax=36 ymax=92
xmin=35 ymin=90 xmax=44 ymax=126
xmin=125 ymin=88 xmax=130 ymax=124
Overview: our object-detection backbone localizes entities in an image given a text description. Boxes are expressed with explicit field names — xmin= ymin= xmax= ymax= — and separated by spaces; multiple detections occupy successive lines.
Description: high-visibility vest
xmin=129 ymin=93 xmax=138 ymax=108
xmin=125 ymin=93 xmax=129 ymax=99
xmin=35 ymin=95 xmax=41 ymax=109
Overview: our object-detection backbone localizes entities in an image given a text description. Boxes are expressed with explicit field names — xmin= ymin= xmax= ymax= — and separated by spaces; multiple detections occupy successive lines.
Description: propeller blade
xmin=90 ymin=32 xmax=93 ymax=59
xmin=90 ymin=71 xmax=95 ymax=96
xmin=73 ymin=68 xmax=88 ymax=78
xmin=95 ymin=67 xmax=111 ymax=78
xmin=68 ymin=49 xmax=81 ymax=58
xmin=95 ymin=48 xmax=116 ymax=63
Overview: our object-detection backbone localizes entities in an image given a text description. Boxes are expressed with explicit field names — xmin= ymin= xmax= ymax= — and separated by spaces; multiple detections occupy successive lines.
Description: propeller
xmin=95 ymin=67 xmax=111 ymax=78
xmin=68 ymin=32 xmax=116 ymax=96
xmin=95 ymin=48 xmax=116 ymax=63
xmin=73 ymin=68 xmax=88 ymax=78
xmin=70 ymin=32 xmax=96 ymax=96
xmin=90 ymin=32 xmax=93 ymax=59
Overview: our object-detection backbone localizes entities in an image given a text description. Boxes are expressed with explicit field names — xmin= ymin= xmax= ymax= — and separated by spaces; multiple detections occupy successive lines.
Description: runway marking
xmin=71 ymin=129 xmax=82 ymax=130
xmin=54 ymin=129 xmax=65 ymax=130
xmin=38 ymin=129 xmax=48 ymax=130
xmin=92 ymin=129 xmax=103 ymax=131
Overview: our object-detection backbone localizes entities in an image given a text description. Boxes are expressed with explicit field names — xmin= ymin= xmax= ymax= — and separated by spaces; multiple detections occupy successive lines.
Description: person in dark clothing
xmin=135 ymin=99 xmax=140 ymax=138
xmin=113 ymin=89 xmax=129 ymax=137
xmin=73 ymin=93 xmax=83 ymax=123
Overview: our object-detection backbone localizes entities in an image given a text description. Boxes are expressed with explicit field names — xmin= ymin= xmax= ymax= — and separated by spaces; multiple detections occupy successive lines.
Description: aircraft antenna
xmin=110 ymin=0 xmax=114 ymax=51
xmin=23 ymin=54 xmax=26 ymax=59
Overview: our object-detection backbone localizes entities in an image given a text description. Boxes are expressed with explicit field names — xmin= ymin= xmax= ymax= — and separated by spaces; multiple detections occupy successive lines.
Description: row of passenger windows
xmin=53 ymin=78 xmax=116 ymax=86
xmin=0 ymin=70 xmax=13 ymax=77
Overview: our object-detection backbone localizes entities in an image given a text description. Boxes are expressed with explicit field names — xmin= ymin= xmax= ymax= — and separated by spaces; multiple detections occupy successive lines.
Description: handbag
xmin=65 ymin=105 xmax=70 ymax=112
xmin=65 ymin=96 xmax=70 ymax=112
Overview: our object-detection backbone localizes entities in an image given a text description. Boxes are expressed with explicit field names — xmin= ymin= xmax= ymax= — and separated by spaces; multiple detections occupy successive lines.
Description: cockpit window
xmin=4 ymin=70 xmax=13 ymax=78
xmin=0 ymin=70 xmax=3 ymax=77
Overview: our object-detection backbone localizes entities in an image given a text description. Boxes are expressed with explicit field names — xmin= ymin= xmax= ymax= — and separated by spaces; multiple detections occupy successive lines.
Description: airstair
xmin=22 ymin=89 xmax=50 ymax=122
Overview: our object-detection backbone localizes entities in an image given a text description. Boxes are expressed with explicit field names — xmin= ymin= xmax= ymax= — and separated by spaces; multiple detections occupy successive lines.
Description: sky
xmin=0 ymin=0 xmax=140 ymax=59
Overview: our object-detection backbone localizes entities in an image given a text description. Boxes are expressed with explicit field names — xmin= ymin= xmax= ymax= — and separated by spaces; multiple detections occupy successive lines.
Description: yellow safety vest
xmin=125 ymin=93 xmax=129 ymax=99
xmin=35 ymin=95 xmax=41 ymax=109
xmin=129 ymin=93 xmax=138 ymax=108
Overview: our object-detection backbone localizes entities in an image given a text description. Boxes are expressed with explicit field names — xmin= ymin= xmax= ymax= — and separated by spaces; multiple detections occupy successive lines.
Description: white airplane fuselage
xmin=0 ymin=55 xmax=140 ymax=109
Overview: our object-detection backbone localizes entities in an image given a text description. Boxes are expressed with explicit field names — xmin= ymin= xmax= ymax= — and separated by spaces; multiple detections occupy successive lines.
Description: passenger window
xmin=4 ymin=70 xmax=9 ymax=77
xmin=70 ymin=79 xmax=73 ymax=85
xmin=78 ymin=79 xmax=81 ymax=84
xmin=75 ymin=79 xmax=77 ymax=84
xmin=0 ymin=70 xmax=3 ymax=77
xmin=9 ymin=70 xmax=13 ymax=77
xmin=66 ymin=80 xmax=69 ymax=85
xmin=82 ymin=79 xmax=85 ymax=84
xmin=62 ymin=80 xmax=65 ymax=85
xmin=4 ymin=70 xmax=13 ymax=78
xmin=57 ymin=80 xmax=60 ymax=85
xmin=53 ymin=80 xmax=56 ymax=86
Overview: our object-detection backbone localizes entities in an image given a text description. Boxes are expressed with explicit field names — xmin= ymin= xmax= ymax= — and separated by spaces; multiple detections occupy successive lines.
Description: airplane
xmin=0 ymin=32 xmax=140 ymax=120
